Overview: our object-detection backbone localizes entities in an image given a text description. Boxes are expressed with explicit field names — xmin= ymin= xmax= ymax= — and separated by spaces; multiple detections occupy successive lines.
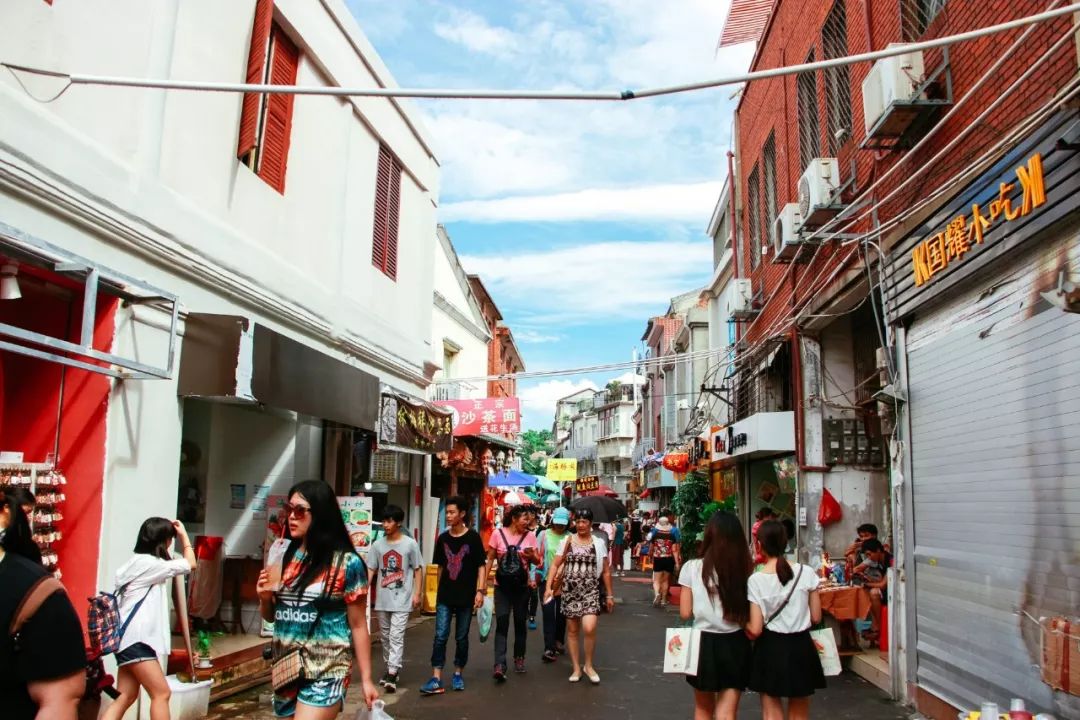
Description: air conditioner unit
xmin=862 ymin=45 xmax=927 ymax=137
xmin=798 ymin=158 xmax=841 ymax=228
xmin=725 ymin=278 xmax=757 ymax=320
xmin=772 ymin=203 xmax=805 ymax=262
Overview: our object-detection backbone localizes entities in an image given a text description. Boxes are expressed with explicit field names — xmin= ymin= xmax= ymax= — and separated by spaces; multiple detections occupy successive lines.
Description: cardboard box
xmin=1041 ymin=616 xmax=1080 ymax=695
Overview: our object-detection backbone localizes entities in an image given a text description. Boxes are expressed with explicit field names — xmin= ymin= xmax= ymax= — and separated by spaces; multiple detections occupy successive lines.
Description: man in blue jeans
xmin=420 ymin=496 xmax=487 ymax=695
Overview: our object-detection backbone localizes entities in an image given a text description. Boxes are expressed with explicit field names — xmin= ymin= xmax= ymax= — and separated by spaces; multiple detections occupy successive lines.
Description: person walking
xmin=420 ymin=495 xmax=486 ymax=696
xmin=102 ymin=517 xmax=198 ymax=720
xmin=678 ymin=511 xmax=754 ymax=720
xmin=0 ymin=488 xmax=86 ymax=720
xmin=486 ymin=504 xmax=541 ymax=681
xmin=526 ymin=507 xmax=542 ymax=630
xmin=746 ymin=520 xmax=825 ymax=720
xmin=611 ymin=518 xmax=626 ymax=577
xmin=649 ymin=510 xmax=682 ymax=607
xmin=536 ymin=507 xmax=570 ymax=662
xmin=366 ymin=504 xmax=423 ymax=694
xmin=543 ymin=507 xmax=614 ymax=685
xmin=256 ymin=480 xmax=379 ymax=717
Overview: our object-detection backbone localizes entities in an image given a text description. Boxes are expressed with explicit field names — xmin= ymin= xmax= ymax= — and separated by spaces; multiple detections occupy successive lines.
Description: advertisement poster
xmin=252 ymin=484 xmax=271 ymax=517
xmin=435 ymin=397 xmax=521 ymax=436
xmin=338 ymin=496 xmax=374 ymax=559
xmin=546 ymin=458 xmax=578 ymax=482
xmin=230 ymin=483 xmax=246 ymax=509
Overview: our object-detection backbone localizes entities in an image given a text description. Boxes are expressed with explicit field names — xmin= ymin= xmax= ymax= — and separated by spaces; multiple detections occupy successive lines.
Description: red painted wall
xmin=0 ymin=271 xmax=115 ymax=630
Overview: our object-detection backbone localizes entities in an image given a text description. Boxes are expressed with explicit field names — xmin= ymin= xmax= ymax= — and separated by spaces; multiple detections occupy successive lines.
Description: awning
xmin=719 ymin=0 xmax=774 ymax=47
xmin=178 ymin=313 xmax=379 ymax=430
xmin=378 ymin=389 xmax=453 ymax=455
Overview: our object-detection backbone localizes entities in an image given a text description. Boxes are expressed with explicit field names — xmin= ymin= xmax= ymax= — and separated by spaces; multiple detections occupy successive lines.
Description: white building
xmin=0 ymin=0 xmax=440 ymax=687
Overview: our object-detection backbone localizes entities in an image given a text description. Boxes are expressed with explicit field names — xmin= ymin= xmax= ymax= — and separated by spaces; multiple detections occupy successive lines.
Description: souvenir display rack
xmin=0 ymin=462 xmax=66 ymax=577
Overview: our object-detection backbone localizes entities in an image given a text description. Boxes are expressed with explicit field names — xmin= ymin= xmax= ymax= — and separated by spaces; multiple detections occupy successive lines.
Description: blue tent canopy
xmin=488 ymin=469 xmax=537 ymax=488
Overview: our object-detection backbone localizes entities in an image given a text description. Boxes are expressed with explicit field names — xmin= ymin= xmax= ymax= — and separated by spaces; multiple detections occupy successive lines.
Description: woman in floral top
xmin=257 ymin=481 xmax=379 ymax=717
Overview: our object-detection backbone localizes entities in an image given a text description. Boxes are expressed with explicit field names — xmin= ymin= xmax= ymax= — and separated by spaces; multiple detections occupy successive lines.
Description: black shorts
xmin=116 ymin=642 xmax=157 ymax=667
xmin=652 ymin=557 xmax=676 ymax=574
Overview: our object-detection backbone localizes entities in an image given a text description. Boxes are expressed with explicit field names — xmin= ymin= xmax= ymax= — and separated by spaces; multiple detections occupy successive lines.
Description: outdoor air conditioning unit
xmin=862 ymin=45 xmax=927 ymax=137
xmin=798 ymin=158 xmax=841 ymax=228
xmin=725 ymin=278 xmax=757 ymax=320
xmin=772 ymin=203 xmax=805 ymax=262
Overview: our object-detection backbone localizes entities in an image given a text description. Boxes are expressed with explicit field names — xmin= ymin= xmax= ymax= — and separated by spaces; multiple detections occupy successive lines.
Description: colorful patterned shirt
xmin=273 ymin=549 xmax=368 ymax=682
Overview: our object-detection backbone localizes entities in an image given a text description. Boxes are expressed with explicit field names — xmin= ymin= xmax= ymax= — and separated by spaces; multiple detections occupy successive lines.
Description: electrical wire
xmin=1 ymin=4 xmax=1076 ymax=102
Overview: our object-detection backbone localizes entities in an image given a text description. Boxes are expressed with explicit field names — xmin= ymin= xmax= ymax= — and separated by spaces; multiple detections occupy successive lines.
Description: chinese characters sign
xmin=575 ymin=475 xmax=601 ymax=493
xmin=912 ymin=153 xmax=1046 ymax=287
xmin=546 ymin=458 xmax=578 ymax=482
xmin=436 ymin=397 xmax=521 ymax=437
xmin=380 ymin=394 xmax=453 ymax=453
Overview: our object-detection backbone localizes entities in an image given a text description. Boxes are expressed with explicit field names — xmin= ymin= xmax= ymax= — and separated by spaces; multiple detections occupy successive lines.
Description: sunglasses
xmin=284 ymin=503 xmax=311 ymax=519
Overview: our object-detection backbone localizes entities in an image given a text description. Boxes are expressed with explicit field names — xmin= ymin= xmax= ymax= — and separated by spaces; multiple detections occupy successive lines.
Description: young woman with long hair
xmin=0 ymin=486 xmax=42 ymax=564
xmin=678 ymin=511 xmax=754 ymax=720
xmin=102 ymin=517 xmax=197 ymax=720
xmin=256 ymin=480 xmax=379 ymax=718
xmin=746 ymin=520 xmax=825 ymax=720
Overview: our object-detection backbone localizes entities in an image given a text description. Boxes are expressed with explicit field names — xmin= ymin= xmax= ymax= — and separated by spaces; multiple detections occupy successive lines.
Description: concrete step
xmin=850 ymin=650 xmax=891 ymax=694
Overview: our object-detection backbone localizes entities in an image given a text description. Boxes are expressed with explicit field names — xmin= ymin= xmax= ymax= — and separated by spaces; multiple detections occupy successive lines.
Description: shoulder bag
xmin=549 ymin=537 xmax=571 ymax=596
xmin=271 ymin=553 xmax=341 ymax=692
xmin=763 ymin=564 xmax=804 ymax=628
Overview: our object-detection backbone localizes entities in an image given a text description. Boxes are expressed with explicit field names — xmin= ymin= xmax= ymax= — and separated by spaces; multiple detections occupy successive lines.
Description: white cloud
xmin=433 ymin=8 xmax=519 ymax=58
xmin=519 ymin=378 xmax=598 ymax=429
xmin=514 ymin=329 xmax=564 ymax=344
xmin=461 ymin=240 xmax=711 ymax=324
xmin=441 ymin=181 xmax=723 ymax=223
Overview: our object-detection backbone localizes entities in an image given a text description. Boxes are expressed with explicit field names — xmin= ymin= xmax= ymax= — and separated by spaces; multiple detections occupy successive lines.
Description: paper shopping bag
xmin=810 ymin=627 xmax=842 ymax=676
xmin=663 ymin=627 xmax=701 ymax=675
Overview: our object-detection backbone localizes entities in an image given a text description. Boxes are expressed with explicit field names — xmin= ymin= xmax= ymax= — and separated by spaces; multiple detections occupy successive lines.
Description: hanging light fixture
xmin=0 ymin=264 xmax=20 ymax=300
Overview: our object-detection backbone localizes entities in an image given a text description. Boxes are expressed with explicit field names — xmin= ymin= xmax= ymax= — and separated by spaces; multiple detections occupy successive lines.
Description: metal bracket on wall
xmin=0 ymin=221 xmax=180 ymax=380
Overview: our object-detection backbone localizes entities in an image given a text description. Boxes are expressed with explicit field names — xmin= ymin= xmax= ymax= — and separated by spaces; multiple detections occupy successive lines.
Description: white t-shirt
xmin=677 ymin=559 xmax=742 ymax=634
xmin=747 ymin=563 xmax=819 ymax=634
xmin=115 ymin=554 xmax=192 ymax=657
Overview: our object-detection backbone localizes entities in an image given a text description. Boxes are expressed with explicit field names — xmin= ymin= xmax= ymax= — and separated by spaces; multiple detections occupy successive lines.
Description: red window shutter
xmin=385 ymin=158 xmax=402 ymax=280
xmin=258 ymin=26 xmax=299 ymax=194
xmin=237 ymin=0 xmax=274 ymax=159
xmin=371 ymin=145 xmax=392 ymax=273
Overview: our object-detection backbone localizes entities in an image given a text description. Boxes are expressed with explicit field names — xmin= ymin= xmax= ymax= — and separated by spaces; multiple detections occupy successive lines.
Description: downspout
xmin=791 ymin=327 xmax=831 ymax=473
xmin=728 ymin=150 xmax=742 ymax=283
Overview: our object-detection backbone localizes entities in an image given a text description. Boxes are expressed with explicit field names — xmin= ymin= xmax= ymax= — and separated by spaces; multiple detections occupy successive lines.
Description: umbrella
xmin=569 ymin=495 xmax=627 ymax=523
xmin=542 ymin=493 xmax=562 ymax=504
xmin=501 ymin=491 xmax=530 ymax=506
xmin=489 ymin=469 xmax=536 ymax=488
xmin=583 ymin=484 xmax=618 ymax=498
xmin=535 ymin=476 xmax=560 ymax=493
xmin=524 ymin=491 xmax=540 ymax=502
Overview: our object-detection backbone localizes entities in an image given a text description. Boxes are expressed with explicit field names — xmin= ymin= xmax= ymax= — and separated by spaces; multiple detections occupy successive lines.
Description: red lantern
xmin=662 ymin=452 xmax=690 ymax=473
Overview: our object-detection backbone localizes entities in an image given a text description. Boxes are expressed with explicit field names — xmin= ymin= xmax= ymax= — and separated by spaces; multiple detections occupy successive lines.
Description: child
xmin=852 ymin=538 xmax=891 ymax=641
xmin=367 ymin=504 xmax=423 ymax=693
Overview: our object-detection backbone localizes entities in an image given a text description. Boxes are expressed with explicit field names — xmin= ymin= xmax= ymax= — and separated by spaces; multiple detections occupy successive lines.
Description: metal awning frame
xmin=0 ymin=221 xmax=179 ymax=380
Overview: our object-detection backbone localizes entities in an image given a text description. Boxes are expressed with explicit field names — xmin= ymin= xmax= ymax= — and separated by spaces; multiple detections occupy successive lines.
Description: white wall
xmin=431 ymin=233 xmax=488 ymax=398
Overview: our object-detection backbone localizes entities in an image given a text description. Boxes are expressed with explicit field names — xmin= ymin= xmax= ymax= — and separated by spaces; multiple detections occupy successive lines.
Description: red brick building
xmin=467 ymin=275 xmax=524 ymax=399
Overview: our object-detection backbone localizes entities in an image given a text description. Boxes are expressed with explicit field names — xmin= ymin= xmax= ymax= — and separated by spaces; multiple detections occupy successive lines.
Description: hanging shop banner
xmin=436 ymin=397 xmax=521 ymax=436
xmin=575 ymin=475 xmax=601 ymax=493
xmin=379 ymin=393 xmax=453 ymax=453
xmin=546 ymin=458 xmax=578 ymax=482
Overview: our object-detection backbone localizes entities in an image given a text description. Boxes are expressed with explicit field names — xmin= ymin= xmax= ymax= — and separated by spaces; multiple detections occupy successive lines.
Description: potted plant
xmin=195 ymin=630 xmax=214 ymax=669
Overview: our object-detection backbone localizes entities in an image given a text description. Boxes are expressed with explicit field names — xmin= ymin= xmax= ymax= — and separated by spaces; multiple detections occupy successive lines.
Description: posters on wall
xmin=339 ymin=496 xmax=374 ymax=559
xmin=229 ymin=483 xmax=246 ymax=509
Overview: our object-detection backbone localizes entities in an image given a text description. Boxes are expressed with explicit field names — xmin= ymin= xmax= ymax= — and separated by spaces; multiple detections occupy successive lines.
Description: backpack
xmin=494 ymin=529 xmax=527 ymax=591
xmin=87 ymin=584 xmax=152 ymax=656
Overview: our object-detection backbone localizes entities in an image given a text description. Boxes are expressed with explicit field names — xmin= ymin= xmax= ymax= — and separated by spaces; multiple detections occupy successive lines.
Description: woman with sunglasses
xmin=543 ymin=507 xmax=614 ymax=684
xmin=257 ymin=481 xmax=379 ymax=718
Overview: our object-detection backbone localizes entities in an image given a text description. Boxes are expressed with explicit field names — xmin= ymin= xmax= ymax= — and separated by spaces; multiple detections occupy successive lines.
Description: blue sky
xmin=346 ymin=0 xmax=752 ymax=428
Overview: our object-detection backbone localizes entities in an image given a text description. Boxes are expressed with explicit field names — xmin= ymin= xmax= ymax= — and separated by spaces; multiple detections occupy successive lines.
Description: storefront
xmin=883 ymin=111 xmax=1080 ymax=719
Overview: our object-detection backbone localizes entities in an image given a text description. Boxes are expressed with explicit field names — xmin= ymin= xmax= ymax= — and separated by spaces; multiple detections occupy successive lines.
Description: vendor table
xmin=818 ymin=584 xmax=872 ymax=622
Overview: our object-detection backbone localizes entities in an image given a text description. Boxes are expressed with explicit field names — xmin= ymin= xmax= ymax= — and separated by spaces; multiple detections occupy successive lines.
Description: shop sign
xmin=546 ymin=458 xmax=577 ymax=482
xmin=912 ymin=153 xmax=1046 ymax=287
xmin=436 ymin=397 xmax=521 ymax=436
xmin=711 ymin=412 xmax=795 ymax=460
xmin=380 ymin=394 xmax=453 ymax=453
xmin=575 ymin=475 xmax=601 ymax=493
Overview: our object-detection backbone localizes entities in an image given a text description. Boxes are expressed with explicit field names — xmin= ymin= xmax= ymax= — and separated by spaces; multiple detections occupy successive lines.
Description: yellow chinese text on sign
xmin=546 ymin=458 xmax=578 ymax=482
xmin=912 ymin=153 xmax=1046 ymax=287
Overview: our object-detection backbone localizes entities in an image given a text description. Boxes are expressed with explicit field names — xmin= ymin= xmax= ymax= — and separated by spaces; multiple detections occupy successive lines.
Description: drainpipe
xmin=791 ymin=327 xmax=831 ymax=473
xmin=727 ymin=150 xmax=742 ymax=283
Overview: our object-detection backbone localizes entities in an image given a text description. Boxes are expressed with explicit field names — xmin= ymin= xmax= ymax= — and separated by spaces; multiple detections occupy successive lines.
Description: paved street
xmin=208 ymin=573 xmax=910 ymax=720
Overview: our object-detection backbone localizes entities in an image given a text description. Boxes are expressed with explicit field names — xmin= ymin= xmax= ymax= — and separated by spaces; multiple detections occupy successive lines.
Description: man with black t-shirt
xmin=419 ymin=495 xmax=487 ymax=696
xmin=0 ymin=549 xmax=87 ymax=720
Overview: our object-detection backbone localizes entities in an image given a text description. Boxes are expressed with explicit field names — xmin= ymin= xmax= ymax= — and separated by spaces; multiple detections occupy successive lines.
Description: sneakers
xmin=528 ymin=617 xmax=537 ymax=630
xmin=383 ymin=673 xmax=398 ymax=693
xmin=378 ymin=673 xmax=390 ymax=687
xmin=451 ymin=673 xmax=465 ymax=691
xmin=493 ymin=664 xmax=507 ymax=682
xmin=554 ymin=644 xmax=566 ymax=656
xmin=419 ymin=677 xmax=445 ymax=695
xmin=514 ymin=657 xmax=526 ymax=674
xmin=542 ymin=649 xmax=558 ymax=663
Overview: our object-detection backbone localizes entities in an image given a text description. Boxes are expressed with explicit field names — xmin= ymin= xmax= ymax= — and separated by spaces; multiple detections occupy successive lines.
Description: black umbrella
xmin=569 ymin=495 xmax=628 ymax=523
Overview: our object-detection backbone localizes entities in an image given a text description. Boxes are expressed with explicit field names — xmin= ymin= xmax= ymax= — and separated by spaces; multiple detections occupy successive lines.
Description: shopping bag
xmin=663 ymin=627 xmax=701 ymax=675
xmin=477 ymin=595 xmax=494 ymax=643
xmin=817 ymin=488 xmax=843 ymax=526
xmin=810 ymin=627 xmax=842 ymax=676
xmin=264 ymin=537 xmax=290 ymax=592
xmin=355 ymin=698 xmax=394 ymax=720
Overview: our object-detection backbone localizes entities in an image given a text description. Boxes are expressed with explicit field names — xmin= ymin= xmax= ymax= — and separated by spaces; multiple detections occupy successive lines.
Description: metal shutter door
xmin=905 ymin=227 xmax=1080 ymax=713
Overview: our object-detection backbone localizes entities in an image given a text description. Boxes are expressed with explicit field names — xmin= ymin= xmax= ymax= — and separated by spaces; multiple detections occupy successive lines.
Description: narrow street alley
xmin=208 ymin=575 xmax=909 ymax=720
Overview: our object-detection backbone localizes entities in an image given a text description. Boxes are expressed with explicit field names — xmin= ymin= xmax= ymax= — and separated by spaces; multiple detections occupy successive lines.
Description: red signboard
xmin=436 ymin=397 xmax=521 ymax=437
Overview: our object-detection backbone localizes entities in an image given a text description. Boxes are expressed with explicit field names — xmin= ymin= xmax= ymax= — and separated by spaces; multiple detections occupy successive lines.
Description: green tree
xmin=519 ymin=429 xmax=554 ymax=476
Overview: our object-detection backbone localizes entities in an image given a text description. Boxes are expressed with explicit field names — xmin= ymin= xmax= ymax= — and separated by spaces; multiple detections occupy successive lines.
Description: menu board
xmin=338 ymin=496 xmax=374 ymax=559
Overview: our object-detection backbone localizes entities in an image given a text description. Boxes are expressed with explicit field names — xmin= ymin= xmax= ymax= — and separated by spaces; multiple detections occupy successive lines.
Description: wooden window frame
xmin=371 ymin=144 xmax=403 ymax=281
xmin=747 ymin=163 xmax=762 ymax=269
xmin=797 ymin=50 xmax=822 ymax=172
xmin=763 ymin=133 xmax=778 ymax=251
xmin=822 ymin=0 xmax=853 ymax=154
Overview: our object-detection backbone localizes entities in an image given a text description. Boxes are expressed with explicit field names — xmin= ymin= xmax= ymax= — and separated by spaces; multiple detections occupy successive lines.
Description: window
xmin=236 ymin=0 xmax=299 ymax=194
xmin=763 ymin=133 xmax=777 ymax=251
xmin=747 ymin=164 xmax=762 ymax=268
xmin=822 ymin=0 xmax=852 ymax=154
xmin=902 ymin=0 xmax=948 ymax=40
xmin=372 ymin=144 xmax=403 ymax=280
xmin=797 ymin=50 xmax=821 ymax=172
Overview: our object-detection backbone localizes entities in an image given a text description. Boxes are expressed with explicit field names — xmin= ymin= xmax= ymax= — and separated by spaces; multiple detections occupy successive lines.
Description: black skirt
xmin=685 ymin=630 xmax=752 ymax=692
xmin=748 ymin=628 xmax=827 ymax=698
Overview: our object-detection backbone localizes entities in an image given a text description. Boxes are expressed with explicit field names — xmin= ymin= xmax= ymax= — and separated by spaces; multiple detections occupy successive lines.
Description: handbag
xmin=663 ymin=626 xmax=701 ymax=675
xmin=764 ymin=564 xmax=804 ymax=628
xmin=549 ymin=538 xmax=570 ymax=596
xmin=271 ymin=553 xmax=340 ymax=692
xmin=810 ymin=627 xmax=842 ymax=676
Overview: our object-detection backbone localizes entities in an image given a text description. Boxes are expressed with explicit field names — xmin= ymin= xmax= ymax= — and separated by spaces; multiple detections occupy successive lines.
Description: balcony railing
xmin=565 ymin=445 xmax=598 ymax=461
xmin=431 ymin=381 xmax=471 ymax=402
xmin=631 ymin=438 xmax=655 ymax=464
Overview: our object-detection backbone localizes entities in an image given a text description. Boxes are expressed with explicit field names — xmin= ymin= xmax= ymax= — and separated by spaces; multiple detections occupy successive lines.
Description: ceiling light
xmin=0 ymin=264 xmax=20 ymax=301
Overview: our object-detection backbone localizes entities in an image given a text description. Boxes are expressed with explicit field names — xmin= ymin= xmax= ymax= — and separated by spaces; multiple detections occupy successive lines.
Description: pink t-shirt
xmin=489 ymin=528 xmax=541 ymax=585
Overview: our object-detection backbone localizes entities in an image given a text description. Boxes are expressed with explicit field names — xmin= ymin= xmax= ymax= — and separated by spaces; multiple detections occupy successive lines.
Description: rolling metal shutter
xmin=905 ymin=222 xmax=1080 ymax=713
